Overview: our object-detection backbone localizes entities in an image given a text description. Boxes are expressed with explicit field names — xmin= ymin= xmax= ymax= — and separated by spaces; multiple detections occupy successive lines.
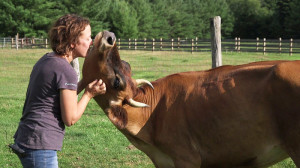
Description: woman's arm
xmin=60 ymin=79 xmax=106 ymax=126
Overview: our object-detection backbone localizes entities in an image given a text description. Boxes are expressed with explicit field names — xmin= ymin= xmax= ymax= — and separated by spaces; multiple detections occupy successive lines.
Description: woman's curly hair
xmin=48 ymin=14 xmax=90 ymax=55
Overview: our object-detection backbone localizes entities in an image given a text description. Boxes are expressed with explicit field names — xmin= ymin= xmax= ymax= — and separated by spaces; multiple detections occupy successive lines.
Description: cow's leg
xmin=282 ymin=134 xmax=300 ymax=167
xmin=173 ymin=159 xmax=201 ymax=168
xmin=284 ymin=142 xmax=300 ymax=166
xmin=172 ymin=154 xmax=201 ymax=168
xmin=277 ymin=115 xmax=300 ymax=167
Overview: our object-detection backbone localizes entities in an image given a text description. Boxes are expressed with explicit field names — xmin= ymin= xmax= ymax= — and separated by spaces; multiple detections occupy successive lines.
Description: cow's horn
xmin=128 ymin=98 xmax=150 ymax=108
xmin=136 ymin=79 xmax=154 ymax=89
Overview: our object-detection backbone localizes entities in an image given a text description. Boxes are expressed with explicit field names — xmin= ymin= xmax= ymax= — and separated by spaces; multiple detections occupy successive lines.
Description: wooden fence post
xmin=21 ymin=38 xmax=24 ymax=48
xmin=177 ymin=37 xmax=180 ymax=50
xmin=195 ymin=37 xmax=198 ymax=51
xmin=16 ymin=33 xmax=19 ymax=50
xmin=152 ymin=39 xmax=155 ymax=52
xmin=31 ymin=37 xmax=35 ymax=49
xmin=237 ymin=37 xmax=241 ymax=52
xmin=290 ymin=38 xmax=293 ymax=56
xmin=191 ymin=39 xmax=194 ymax=54
xmin=279 ymin=38 xmax=282 ymax=54
xmin=210 ymin=16 xmax=222 ymax=68
xmin=134 ymin=39 xmax=137 ymax=50
xmin=263 ymin=38 xmax=266 ymax=55
xmin=160 ymin=38 xmax=163 ymax=50
xmin=118 ymin=38 xmax=121 ymax=50
xmin=11 ymin=38 xmax=13 ymax=49
xmin=235 ymin=37 xmax=237 ymax=51
xmin=128 ymin=38 xmax=131 ymax=49
xmin=256 ymin=37 xmax=259 ymax=52
xmin=45 ymin=38 xmax=48 ymax=49
xmin=171 ymin=39 xmax=174 ymax=51
xmin=144 ymin=38 xmax=147 ymax=50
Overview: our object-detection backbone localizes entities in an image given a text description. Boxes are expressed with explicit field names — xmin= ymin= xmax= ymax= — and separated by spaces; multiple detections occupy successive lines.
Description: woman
xmin=11 ymin=14 xmax=106 ymax=168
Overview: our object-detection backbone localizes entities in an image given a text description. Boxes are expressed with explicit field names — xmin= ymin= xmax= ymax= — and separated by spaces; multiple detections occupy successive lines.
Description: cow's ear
xmin=93 ymin=32 xmax=102 ymax=48
xmin=108 ymin=105 xmax=128 ymax=129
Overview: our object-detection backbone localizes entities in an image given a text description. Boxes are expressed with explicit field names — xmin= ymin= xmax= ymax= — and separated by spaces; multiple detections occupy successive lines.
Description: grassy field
xmin=1 ymin=49 xmax=300 ymax=167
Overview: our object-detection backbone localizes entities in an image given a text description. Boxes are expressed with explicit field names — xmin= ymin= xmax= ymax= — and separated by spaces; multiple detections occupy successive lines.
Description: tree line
xmin=0 ymin=0 xmax=299 ymax=39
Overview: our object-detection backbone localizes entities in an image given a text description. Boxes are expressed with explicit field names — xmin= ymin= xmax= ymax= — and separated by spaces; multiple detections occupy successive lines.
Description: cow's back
xmin=148 ymin=61 xmax=297 ymax=167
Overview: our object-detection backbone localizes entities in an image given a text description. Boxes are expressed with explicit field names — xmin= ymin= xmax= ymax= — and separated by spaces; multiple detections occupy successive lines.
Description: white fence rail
xmin=1 ymin=37 xmax=300 ymax=55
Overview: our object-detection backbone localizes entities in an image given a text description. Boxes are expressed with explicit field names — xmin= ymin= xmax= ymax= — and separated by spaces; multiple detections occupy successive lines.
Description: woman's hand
xmin=84 ymin=79 xmax=106 ymax=98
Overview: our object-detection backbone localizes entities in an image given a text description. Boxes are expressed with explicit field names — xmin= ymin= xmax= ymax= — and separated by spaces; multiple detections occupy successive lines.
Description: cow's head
xmin=82 ymin=31 xmax=153 ymax=128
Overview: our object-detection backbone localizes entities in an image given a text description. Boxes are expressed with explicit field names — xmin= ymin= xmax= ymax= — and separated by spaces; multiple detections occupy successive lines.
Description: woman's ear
xmin=71 ymin=43 xmax=75 ymax=49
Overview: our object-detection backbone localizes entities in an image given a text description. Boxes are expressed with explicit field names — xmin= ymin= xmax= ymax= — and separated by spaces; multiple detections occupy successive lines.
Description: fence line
xmin=223 ymin=38 xmax=300 ymax=55
xmin=117 ymin=38 xmax=212 ymax=53
xmin=1 ymin=37 xmax=300 ymax=55
xmin=118 ymin=37 xmax=300 ymax=55
xmin=0 ymin=37 xmax=11 ymax=48
xmin=0 ymin=37 xmax=48 ymax=49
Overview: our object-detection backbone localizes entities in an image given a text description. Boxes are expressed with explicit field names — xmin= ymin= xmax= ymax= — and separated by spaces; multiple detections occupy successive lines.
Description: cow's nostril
xmin=107 ymin=37 xmax=113 ymax=45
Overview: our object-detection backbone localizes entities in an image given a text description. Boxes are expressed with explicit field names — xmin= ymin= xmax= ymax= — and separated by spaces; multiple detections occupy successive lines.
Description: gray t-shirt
xmin=14 ymin=53 xmax=77 ymax=150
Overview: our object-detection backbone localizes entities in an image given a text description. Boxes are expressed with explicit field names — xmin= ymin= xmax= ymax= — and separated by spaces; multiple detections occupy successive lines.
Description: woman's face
xmin=73 ymin=25 xmax=92 ymax=58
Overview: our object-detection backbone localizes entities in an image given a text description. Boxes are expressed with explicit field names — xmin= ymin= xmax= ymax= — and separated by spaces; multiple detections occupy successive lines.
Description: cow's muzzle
xmin=103 ymin=31 xmax=116 ymax=46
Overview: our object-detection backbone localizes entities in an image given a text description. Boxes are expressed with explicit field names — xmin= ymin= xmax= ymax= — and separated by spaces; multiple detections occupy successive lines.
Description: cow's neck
xmin=123 ymin=83 xmax=162 ymax=138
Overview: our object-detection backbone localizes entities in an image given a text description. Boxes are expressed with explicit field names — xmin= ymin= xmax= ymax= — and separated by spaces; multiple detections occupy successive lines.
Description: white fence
xmin=0 ymin=37 xmax=12 ymax=48
xmin=1 ymin=37 xmax=300 ymax=55
xmin=0 ymin=37 xmax=48 ymax=49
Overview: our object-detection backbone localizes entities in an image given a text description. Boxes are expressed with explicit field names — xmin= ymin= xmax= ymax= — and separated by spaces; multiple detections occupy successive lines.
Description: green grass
xmin=1 ymin=49 xmax=299 ymax=167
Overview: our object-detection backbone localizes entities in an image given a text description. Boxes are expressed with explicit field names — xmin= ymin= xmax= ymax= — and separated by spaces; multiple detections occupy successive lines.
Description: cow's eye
xmin=113 ymin=77 xmax=120 ymax=89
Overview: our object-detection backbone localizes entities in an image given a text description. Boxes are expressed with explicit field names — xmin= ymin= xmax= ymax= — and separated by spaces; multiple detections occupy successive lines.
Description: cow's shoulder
xmin=273 ymin=60 xmax=300 ymax=86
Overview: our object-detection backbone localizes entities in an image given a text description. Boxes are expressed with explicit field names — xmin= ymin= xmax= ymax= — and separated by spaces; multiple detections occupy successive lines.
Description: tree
xmin=1 ymin=0 xmax=296 ymax=38
xmin=187 ymin=0 xmax=233 ymax=39
xmin=227 ymin=0 xmax=275 ymax=38
xmin=271 ymin=0 xmax=293 ymax=38
xmin=81 ymin=0 xmax=111 ymax=37
xmin=285 ymin=0 xmax=300 ymax=38
xmin=0 ymin=0 xmax=17 ymax=36
xmin=0 ymin=0 xmax=65 ymax=37
xmin=164 ymin=0 xmax=194 ymax=38
xmin=30 ymin=1 xmax=66 ymax=37
xmin=108 ymin=0 xmax=139 ymax=38
xmin=149 ymin=0 xmax=171 ymax=38
xmin=127 ymin=0 xmax=154 ymax=38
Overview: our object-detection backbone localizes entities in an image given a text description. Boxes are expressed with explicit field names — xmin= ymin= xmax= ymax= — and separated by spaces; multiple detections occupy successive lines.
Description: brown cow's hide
xmin=80 ymin=31 xmax=300 ymax=168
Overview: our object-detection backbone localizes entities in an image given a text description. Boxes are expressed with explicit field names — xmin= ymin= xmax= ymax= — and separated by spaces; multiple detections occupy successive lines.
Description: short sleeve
xmin=56 ymin=64 xmax=78 ymax=91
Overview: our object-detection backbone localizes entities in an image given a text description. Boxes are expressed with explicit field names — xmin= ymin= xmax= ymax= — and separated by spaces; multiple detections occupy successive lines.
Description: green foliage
xmin=188 ymin=0 xmax=234 ymax=39
xmin=81 ymin=0 xmax=112 ymax=36
xmin=0 ymin=0 xmax=65 ymax=37
xmin=227 ymin=0 xmax=276 ymax=38
xmin=149 ymin=0 xmax=171 ymax=38
xmin=0 ymin=0 xmax=17 ymax=37
xmin=128 ymin=0 xmax=154 ymax=38
xmin=284 ymin=0 xmax=300 ymax=38
xmin=109 ymin=0 xmax=139 ymax=38
xmin=0 ymin=0 xmax=298 ymax=38
xmin=166 ymin=0 xmax=194 ymax=38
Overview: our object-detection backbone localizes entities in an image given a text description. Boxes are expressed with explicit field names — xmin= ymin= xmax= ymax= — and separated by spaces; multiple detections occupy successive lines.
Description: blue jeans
xmin=17 ymin=144 xmax=58 ymax=168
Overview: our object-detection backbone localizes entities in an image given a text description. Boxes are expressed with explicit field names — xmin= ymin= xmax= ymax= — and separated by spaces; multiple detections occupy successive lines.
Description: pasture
xmin=1 ymin=49 xmax=299 ymax=167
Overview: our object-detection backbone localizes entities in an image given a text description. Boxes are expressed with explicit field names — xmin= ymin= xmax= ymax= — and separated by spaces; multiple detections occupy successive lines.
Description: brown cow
xmin=79 ymin=31 xmax=300 ymax=168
